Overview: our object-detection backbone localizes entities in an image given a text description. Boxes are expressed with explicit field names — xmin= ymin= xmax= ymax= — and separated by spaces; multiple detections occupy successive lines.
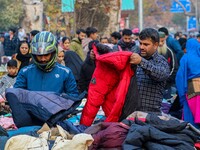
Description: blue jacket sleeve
xmin=14 ymin=69 xmax=27 ymax=89
xmin=167 ymin=37 xmax=184 ymax=64
xmin=65 ymin=69 xmax=79 ymax=98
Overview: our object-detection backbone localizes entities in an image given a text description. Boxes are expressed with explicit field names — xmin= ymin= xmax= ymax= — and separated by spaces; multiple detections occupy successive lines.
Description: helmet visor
xmin=31 ymin=42 xmax=55 ymax=55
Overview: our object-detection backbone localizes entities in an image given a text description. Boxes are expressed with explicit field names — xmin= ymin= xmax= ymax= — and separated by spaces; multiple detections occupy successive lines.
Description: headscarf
xmin=176 ymin=38 xmax=200 ymax=104
xmin=176 ymin=38 xmax=200 ymax=126
xmin=16 ymin=41 xmax=31 ymax=71
xmin=60 ymin=36 xmax=70 ymax=51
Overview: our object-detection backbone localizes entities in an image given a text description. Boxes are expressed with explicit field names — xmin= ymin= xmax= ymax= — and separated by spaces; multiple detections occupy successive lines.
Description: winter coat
xmin=3 ymin=35 xmax=19 ymax=56
xmin=14 ymin=63 xmax=79 ymax=98
xmin=82 ymin=38 xmax=92 ymax=57
xmin=113 ymin=39 xmax=140 ymax=53
xmin=70 ymin=38 xmax=85 ymax=60
xmin=0 ymin=42 xmax=4 ymax=65
xmin=166 ymin=35 xmax=184 ymax=64
xmin=12 ymin=51 xmax=31 ymax=71
xmin=158 ymin=44 xmax=178 ymax=88
xmin=78 ymin=50 xmax=96 ymax=93
xmin=85 ymin=122 xmax=129 ymax=150
xmin=80 ymin=45 xmax=134 ymax=126
xmin=6 ymin=88 xmax=85 ymax=127
xmin=64 ymin=50 xmax=83 ymax=81
xmin=123 ymin=114 xmax=199 ymax=150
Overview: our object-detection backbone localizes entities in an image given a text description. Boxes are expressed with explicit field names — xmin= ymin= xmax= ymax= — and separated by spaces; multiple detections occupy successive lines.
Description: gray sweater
xmin=0 ymin=74 xmax=16 ymax=95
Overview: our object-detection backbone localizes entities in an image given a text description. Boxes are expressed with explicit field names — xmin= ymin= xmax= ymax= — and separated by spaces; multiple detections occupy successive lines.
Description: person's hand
xmin=2 ymin=105 xmax=10 ymax=112
xmin=90 ymin=50 xmax=96 ymax=60
xmin=10 ymin=34 xmax=13 ymax=40
xmin=130 ymin=53 xmax=142 ymax=65
xmin=1 ymin=103 xmax=11 ymax=112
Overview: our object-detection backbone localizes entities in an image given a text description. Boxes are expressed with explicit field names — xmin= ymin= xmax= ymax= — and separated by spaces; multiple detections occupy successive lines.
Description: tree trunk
xmin=21 ymin=0 xmax=43 ymax=32
xmin=75 ymin=0 xmax=121 ymax=37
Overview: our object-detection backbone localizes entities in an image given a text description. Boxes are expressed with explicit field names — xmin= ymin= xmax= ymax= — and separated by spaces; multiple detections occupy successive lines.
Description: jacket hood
xmin=72 ymin=37 xmax=81 ymax=44
xmin=186 ymin=38 xmax=200 ymax=57
xmin=93 ymin=45 xmax=132 ymax=70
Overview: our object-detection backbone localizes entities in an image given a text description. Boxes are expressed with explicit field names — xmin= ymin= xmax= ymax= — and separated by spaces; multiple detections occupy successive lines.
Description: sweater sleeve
xmin=64 ymin=69 xmax=79 ymax=98
xmin=0 ymin=76 xmax=8 ymax=95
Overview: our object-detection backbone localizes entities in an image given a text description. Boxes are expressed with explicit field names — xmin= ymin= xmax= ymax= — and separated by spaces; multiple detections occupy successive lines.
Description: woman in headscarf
xmin=176 ymin=38 xmax=200 ymax=128
xmin=57 ymin=46 xmax=65 ymax=66
xmin=60 ymin=36 xmax=71 ymax=51
xmin=12 ymin=40 xmax=31 ymax=72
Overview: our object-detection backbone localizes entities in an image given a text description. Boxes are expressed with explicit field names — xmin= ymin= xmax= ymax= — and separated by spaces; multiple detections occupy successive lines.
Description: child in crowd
xmin=0 ymin=59 xmax=18 ymax=111
xmin=57 ymin=46 xmax=65 ymax=66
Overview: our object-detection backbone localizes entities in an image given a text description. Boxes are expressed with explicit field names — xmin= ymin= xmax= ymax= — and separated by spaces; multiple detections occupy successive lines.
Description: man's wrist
xmin=139 ymin=58 xmax=147 ymax=67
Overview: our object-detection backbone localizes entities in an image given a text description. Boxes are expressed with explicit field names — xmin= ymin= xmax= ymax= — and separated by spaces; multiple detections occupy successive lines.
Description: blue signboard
xmin=62 ymin=0 xmax=75 ymax=13
xmin=187 ymin=16 xmax=197 ymax=31
xmin=122 ymin=0 xmax=135 ymax=11
xmin=170 ymin=0 xmax=191 ymax=13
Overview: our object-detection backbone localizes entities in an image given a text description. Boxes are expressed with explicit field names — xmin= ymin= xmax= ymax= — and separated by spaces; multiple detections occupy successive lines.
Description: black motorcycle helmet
xmin=31 ymin=31 xmax=58 ymax=72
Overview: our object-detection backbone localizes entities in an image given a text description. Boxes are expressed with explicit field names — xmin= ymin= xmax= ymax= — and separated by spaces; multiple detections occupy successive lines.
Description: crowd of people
xmin=0 ymin=25 xmax=200 ymax=148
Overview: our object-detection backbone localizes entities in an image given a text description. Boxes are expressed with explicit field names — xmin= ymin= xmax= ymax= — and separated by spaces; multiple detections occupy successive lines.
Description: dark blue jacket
xmin=6 ymin=88 xmax=85 ymax=127
xmin=14 ymin=63 xmax=79 ymax=98
xmin=123 ymin=114 xmax=199 ymax=150
xmin=166 ymin=35 xmax=184 ymax=64
xmin=3 ymin=35 xmax=19 ymax=56
xmin=113 ymin=39 xmax=140 ymax=53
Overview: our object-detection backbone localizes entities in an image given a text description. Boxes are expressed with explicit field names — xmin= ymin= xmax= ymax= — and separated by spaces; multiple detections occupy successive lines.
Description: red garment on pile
xmin=195 ymin=142 xmax=200 ymax=150
xmin=80 ymin=46 xmax=134 ymax=126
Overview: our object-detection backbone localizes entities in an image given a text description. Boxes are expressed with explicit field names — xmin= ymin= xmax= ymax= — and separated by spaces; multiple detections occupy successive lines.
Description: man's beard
xmin=38 ymin=61 xmax=48 ymax=64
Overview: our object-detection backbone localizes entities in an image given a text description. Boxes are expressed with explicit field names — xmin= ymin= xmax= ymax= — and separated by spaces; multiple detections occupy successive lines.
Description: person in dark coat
xmin=158 ymin=32 xmax=178 ymax=98
xmin=113 ymin=29 xmax=139 ymax=53
xmin=3 ymin=28 xmax=19 ymax=56
xmin=7 ymin=31 xmax=79 ymax=128
xmin=12 ymin=40 xmax=31 ymax=72
xmin=64 ymin=50 xmax=83 ymax=82
xmin=110 ymin=31 xmax=121 ymax=45
xmin=78 ymin=40 xmax=99 ymax=93
xmin=30 ymin=30 xmax=40 ymax=42
xmin=129 ymin=28 xmax=170 ymax=113
xmin=178 ymin=37 xmax=187 ymax=53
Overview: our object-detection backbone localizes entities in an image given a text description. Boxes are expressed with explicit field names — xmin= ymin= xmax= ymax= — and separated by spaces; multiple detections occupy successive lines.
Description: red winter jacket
xmin=80 ymin=46 xmax=134 ymax=126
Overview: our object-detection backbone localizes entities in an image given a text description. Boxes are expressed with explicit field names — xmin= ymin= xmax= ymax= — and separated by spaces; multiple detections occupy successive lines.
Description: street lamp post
xmin=138 ymin=0 xmax=143 ymax=30
xmin=196 ymin=0 xmax=199 ymax=31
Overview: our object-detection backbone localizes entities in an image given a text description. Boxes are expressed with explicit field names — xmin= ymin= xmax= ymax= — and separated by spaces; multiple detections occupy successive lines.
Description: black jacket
xmin=113 ymin=39 xmax=140 ymax=53
xmin=123 ymin=114 xmax=199 ymax=150
xmin=64 ymin=50 xmax=83 ymax=81
xmin=78 ymin=50 xmax=96 ymax=93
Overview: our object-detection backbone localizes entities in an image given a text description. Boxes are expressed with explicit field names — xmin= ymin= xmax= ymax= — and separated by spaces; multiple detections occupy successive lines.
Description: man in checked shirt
xmin=129 ymin=28 xmax=170 ymax=113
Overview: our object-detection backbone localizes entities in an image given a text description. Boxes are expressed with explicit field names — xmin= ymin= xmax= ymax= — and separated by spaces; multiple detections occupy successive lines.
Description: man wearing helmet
xmin=5 ymin=31 xmax=79 ymax=127
xmin=14 ymin=31 xmax=79 ymax=97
